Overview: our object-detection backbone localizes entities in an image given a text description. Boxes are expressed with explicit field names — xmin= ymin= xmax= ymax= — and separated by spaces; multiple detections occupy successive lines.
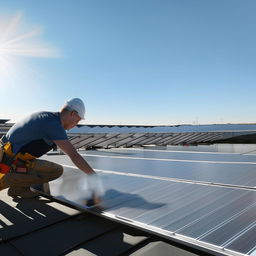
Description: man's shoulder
xmin=27 ymin=111 xmax=60 ymax=124
xmin=32 ymin=111 xmax=60 ymax=119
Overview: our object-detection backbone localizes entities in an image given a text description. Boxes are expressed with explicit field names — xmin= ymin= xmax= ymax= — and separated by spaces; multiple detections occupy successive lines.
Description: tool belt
xmin=0 ymin=140 xmax=35 ymax=174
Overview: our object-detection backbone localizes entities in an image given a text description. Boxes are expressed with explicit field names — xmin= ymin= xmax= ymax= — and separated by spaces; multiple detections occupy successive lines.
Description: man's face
xmin=66 ymin=111 xmax=81 ymax=130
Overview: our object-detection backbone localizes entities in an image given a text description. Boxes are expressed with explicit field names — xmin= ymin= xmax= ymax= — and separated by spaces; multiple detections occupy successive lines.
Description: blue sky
xmin=0 ymin=0 xmax=255 ymax=125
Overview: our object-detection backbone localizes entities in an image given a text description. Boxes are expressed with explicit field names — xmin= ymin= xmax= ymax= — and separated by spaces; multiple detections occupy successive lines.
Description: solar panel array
xmin=43 ymin=148 xmax=256 ymax=256
xmin=0 ymin=120 xmax=12 ymax=137
xmin=1 ymin=121 xmax=256 ymax=148
xmin=68 ymin=131 xmax=255 ymax=149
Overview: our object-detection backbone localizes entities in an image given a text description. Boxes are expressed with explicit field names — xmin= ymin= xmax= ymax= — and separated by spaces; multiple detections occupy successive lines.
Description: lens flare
xmin=0 ymin=12 xmax=58 ymax=58
xmin=0 ymin=12 xmax=59 ymax=84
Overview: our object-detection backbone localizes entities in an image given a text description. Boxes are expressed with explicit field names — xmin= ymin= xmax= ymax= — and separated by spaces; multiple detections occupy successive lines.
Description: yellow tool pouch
xmin=1 ymin=142 xmax=36 ymax=174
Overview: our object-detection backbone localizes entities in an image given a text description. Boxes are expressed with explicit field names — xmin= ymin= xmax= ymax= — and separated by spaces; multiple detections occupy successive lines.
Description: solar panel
xmin=38 ymin=166 xmax=256 ymax=255
xmin=85 ymin=148 xmax=256 ymax=163
xmin=40 ymin=149 xmax=256 ymax=255
xmin=0 ymin=119 xmax=9 ymax=124
xmin=43 ymin=150 xmax=256 ymax=188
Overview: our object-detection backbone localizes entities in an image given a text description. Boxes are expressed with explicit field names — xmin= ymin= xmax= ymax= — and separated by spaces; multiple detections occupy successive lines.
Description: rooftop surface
xmin=1 ymin=146 xmax=256 ymax=256
xmin=69 ymin=124 xmax=256 ymax=134
xmin=0 ymin=188 xmax=204 ymax=256
xmin=41 ymin=147 xmax=256 ymax=256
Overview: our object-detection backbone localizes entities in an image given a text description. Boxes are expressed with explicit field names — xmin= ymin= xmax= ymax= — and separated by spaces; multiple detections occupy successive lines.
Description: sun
xmin=0 ymin=12 xmax=58 ymax=83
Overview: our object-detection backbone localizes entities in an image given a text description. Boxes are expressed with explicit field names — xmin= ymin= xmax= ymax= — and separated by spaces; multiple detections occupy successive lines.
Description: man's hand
xmin=54 ymin=140 xmax=104 ymax=208
xmin=77 ymin=174 xmax=104 ymax=208
xmin=88 ymin=173 xmax=105 ymax=199
xmin=92 ymin=193 xmax=102 ymax=206
xmin=87 ymin=173 xmax=104 ymax=208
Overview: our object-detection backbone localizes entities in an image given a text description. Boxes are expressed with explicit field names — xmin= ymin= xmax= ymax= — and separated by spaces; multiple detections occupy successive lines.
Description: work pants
xmin=0 ymin=159 xmax=63 ymax=191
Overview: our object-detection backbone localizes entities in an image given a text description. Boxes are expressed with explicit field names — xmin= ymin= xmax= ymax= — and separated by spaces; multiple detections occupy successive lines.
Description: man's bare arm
xmin=54 ymin=140 xmax=103 ymax=206
xmin=53 ymin=140 xmax=95 ymax=175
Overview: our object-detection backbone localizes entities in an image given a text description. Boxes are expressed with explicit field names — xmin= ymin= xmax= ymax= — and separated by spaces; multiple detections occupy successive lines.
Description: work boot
xmin=31 ymin=183 xmax=50 ymax=194
xmin=7 ymin=187 xmax=40 ymax=198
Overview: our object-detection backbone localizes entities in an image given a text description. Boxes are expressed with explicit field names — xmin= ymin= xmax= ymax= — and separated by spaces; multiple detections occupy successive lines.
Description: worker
xmin=0 ymin=98 xmax=102 ymax=204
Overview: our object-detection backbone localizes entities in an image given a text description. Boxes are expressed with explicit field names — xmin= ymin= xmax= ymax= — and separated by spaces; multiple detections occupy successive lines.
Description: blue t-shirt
xmin=3 ymin=111 xmax=68 ymax=157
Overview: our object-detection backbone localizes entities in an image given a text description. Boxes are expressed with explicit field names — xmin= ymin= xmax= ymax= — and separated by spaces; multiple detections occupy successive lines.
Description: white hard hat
xmin=64 ymin=98 xmax=85 ymax=119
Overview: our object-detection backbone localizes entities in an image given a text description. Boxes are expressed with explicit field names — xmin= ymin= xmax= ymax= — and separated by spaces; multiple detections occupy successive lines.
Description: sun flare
xmin=0 ymin=12 xmax=59 ymax=83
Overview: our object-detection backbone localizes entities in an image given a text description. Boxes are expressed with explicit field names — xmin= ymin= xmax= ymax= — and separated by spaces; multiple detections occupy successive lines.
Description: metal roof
xmin=0 ymin=121 xmax=12 ymax=136
xmin=1 ymin=121 xmax=255 ymax=148
xmin=67 ymin=131 xmax=253 ymax=149
xmin=0 ymin=119 xmax=9 ymax=124
xmin=2 ymin=121 xmax=256 ymax=134
xmin=70 ymin=124 xmax=256 ymax=133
